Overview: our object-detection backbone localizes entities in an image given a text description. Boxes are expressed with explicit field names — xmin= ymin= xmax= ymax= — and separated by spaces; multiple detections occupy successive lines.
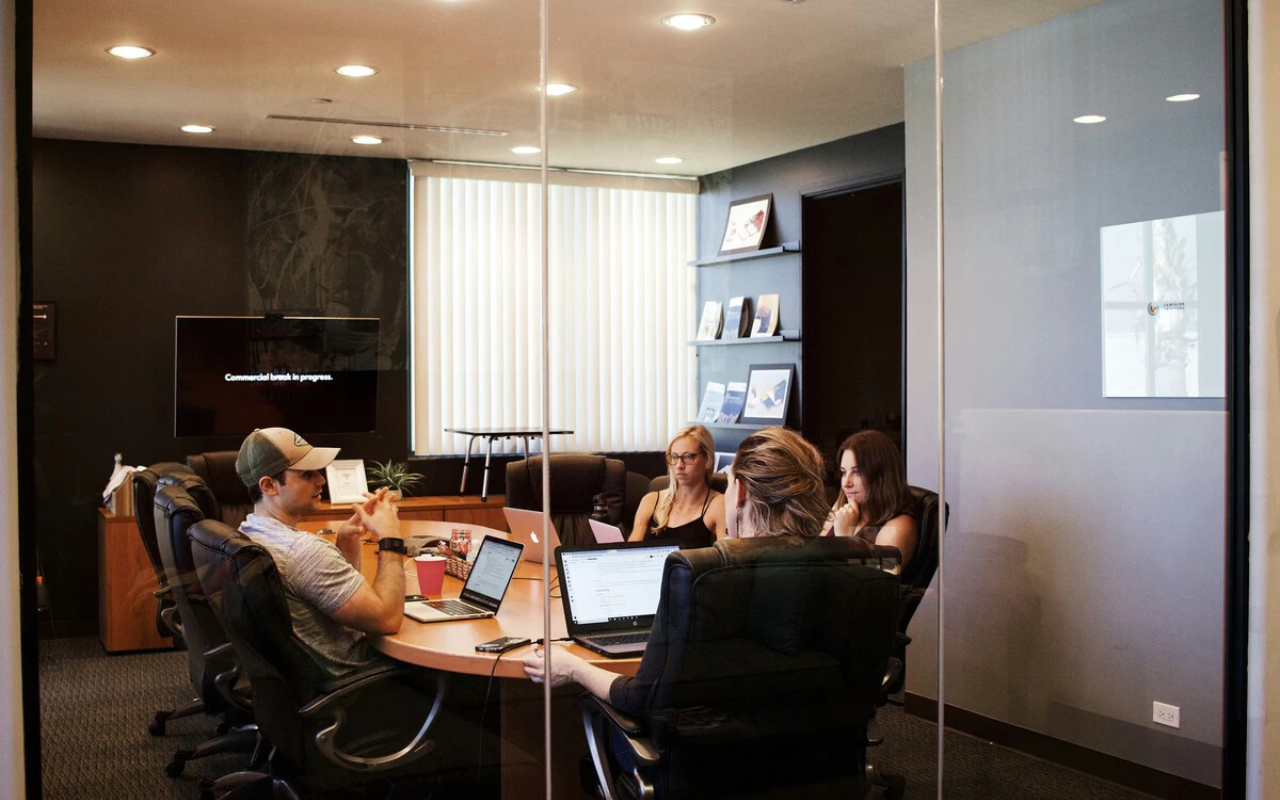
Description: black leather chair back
xmin=154 ymin=479 xmax=241 ymax=715
xmin=645 ymin=473 xmax=729 ymax=495
xmin=504 ymin=454 xmax=626 ymax=546
xmin=131 ymin=462 xmax=190 ymax=637
xmin=626 ymin=538 xmax=899 ymax=797
xmin=186 ymin=450 xmax=252 ymax=526
xmin=901 ymin=486 xmax=947 ymax=633
xmin=188 ymin=519 xmax=336 ymax=768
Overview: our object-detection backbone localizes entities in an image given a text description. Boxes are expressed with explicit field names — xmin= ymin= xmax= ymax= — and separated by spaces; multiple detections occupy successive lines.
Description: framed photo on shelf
xmin=741 ymin=363 xmax=795 ymax=426
xmin=713 ymin=451 xmax=735 ymax=474
xmin=717 ymin=193 xmax=773 ymax=256
xmin=325 ymin=459 xmax=369 ymax=504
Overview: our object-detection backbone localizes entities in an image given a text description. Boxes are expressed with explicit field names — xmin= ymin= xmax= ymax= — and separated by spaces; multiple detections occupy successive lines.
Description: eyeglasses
xmin=666 ymin=452 xmax=702 ymax=466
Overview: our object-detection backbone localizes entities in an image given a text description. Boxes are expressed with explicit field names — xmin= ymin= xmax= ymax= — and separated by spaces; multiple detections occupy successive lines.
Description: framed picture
xmin=713 ymin=451 xmax=735 ymax=474
xmin=717 ymin=193 xmax=773 ymax=256
xmin=741 ymin=363 xmax=796 ymax=426
xmin=325 ymin=459 xmax=369 ymax=504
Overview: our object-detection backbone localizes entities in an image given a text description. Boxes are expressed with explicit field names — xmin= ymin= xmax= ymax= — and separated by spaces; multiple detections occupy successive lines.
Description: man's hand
xmin=353 ymin=488 xmax=400 ymax=543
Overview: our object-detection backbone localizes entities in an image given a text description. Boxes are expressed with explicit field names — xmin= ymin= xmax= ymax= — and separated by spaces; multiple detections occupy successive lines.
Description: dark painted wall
xmin=696 ymin=124 xmax=906 ymax=468
xmin=32 ymin=139 xmax=414 ymax=634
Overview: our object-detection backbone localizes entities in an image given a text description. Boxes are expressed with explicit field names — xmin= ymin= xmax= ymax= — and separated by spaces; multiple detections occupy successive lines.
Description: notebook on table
xmin=588 ymin=518 xmax=625 ymax=543
xmin=555 ymin=541 xmax=681 ymax=657
xmin=503 ymin=507 xmax=562 ymax=563
xmin=403 ymin=536 xmax=524 ymax=623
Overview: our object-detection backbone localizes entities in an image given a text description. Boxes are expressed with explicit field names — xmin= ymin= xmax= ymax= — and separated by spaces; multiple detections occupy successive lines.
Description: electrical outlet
xmin=1153 ymin=701 xmax=1181 ymax=728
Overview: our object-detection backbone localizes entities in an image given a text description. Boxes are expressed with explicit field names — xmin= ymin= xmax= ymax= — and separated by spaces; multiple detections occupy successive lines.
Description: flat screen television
xmin=175 ymin=315 xmax=379 ymax=437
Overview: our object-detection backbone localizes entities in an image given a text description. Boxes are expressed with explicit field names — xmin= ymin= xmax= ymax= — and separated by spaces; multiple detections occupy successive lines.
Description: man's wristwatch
xmin=377 ymin=537 xmax=406 ymax=554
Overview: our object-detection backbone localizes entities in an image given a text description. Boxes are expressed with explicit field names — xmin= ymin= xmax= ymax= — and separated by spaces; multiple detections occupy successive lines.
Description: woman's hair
xmin=730 ymin=427 xmax=829 ymax=539
xmin=834 ymin=430 xmax=912 ymax=527
xmin=651 ymin=424 xmax=717 ymax=533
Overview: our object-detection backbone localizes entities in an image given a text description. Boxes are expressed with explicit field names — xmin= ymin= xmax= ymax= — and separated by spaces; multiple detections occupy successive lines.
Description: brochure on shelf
xmin=717 ymin=382 xmax=747 ymax=424
xmin=724 ymin=296 xmax=752 ymax=339
xmin=696 ymin=300 xmax=724 ymax=340
xmin=751 ymin=293 xmax=780 ymax=337
xmin=696 ymin=381 xmax=726 ymax=423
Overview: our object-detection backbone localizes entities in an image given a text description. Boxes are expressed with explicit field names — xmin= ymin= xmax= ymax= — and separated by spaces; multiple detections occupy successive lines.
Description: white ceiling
xmin=33 ymin=0 xmax=1106 ymax=176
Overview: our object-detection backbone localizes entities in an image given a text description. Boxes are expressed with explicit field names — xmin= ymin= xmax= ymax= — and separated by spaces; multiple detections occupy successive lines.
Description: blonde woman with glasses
xmin=629 ymin=424 xmax=726 ymax=547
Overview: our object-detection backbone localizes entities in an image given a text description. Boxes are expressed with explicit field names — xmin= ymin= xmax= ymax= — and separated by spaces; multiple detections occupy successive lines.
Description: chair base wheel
xmin=150 ymin=711 xmax=171 ymax=736
xmin=165 ymin=750 xmax=193 ymax=777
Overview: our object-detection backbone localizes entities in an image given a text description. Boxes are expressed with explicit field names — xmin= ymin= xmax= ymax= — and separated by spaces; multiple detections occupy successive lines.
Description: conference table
xmin=302 ymin=518 xmax=638 ymax=799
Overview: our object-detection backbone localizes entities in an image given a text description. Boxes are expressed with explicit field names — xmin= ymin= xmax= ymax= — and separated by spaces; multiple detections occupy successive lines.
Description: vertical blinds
xmin=410 ymin=162 xmax=697 ymax=456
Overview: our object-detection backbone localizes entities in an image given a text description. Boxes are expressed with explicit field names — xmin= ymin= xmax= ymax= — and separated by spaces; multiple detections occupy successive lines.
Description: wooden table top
xmin=306 ymin=519 xmax=639 ymax=679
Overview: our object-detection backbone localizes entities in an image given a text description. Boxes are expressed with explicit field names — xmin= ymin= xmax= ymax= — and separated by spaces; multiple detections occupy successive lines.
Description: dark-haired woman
xmin=823 ymin=430 xmax=918 ymax=568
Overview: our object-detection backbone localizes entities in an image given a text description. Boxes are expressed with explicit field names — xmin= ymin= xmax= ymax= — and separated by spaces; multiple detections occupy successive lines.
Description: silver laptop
xmin=502 ymin=507 xmax=562 ymax=563
xmin=404 ymin=537 xmax=524 ymax=623
xmin=588 ymin=518 xmax=625 ymax=544
xmin=556 ymin=541 xmax=680 ymax=657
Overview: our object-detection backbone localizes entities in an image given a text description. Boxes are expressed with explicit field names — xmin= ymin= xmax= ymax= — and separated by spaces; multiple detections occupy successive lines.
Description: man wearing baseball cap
xmin=236 ymin=427 xmax=407 ymax=677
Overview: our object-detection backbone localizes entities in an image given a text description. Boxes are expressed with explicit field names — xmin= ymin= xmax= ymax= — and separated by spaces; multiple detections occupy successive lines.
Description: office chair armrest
xmin=881 ymin=657 xmax=903 ymax=694
xmin=581 ymin=695 xmax=660 ymax=800
xmin=206 ymin=642 xmax=253 ymax=713
xmin=300 ymin=667 xmax=447 ymax=772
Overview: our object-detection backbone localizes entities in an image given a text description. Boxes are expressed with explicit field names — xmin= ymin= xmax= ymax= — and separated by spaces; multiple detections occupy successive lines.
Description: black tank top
xmin=648 ymin=490 xmax=716 ymax=548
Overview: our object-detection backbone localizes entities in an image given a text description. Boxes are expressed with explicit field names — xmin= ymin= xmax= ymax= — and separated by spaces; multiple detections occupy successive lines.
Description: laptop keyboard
xmin=427 ymin=599 xmax=479 ymax=615
xmin=590 ymin=632 xmax=650 ymax=646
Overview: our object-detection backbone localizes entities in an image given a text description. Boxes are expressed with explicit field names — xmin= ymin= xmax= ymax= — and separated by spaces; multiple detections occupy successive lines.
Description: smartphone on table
xmin=475 ymin=636 xmax=532 ymax=653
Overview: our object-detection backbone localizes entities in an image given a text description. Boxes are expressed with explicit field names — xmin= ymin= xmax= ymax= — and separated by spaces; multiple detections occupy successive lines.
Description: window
xmin=409 ymin=162 xmax=697 ymax=455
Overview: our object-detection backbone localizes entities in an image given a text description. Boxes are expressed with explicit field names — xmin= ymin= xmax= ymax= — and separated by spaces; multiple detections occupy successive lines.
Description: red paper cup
xmin=414 ymin=555 xmax=446 ymax=595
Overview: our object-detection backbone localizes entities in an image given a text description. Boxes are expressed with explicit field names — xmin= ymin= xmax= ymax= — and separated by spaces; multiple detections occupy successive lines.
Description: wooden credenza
xmin=98 ymin=494 xmax=507 ymax=653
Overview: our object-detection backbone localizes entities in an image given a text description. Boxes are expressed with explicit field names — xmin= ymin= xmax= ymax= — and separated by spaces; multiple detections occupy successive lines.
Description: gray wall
xmin=904 ymin=0 xmax=1224 ymax=785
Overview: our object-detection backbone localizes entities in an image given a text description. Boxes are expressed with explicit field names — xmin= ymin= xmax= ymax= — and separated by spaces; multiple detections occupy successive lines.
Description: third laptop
xmin=555 ymin=540 xmax=680 ymax=657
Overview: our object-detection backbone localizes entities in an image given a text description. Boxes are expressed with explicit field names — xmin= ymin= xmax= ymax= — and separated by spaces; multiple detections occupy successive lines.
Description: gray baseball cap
xmin=235 ymin=427 xmax=340 ymax=487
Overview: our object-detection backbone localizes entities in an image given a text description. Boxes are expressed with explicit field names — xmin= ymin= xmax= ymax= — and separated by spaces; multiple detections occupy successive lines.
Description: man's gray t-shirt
xmin=239 ymin=513 xmax=382 ymax=677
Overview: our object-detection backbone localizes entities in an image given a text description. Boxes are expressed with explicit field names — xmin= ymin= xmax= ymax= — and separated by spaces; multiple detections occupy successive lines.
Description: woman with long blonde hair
xmin=629 ymin=424 xmax=725 ymax=547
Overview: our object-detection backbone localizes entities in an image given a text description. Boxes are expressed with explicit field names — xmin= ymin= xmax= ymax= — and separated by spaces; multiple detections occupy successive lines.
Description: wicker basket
xmin=445 ymin=556 xmax=472 ymax=581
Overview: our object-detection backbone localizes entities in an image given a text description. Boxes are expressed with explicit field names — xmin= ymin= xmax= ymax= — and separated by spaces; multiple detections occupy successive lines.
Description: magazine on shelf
xmin=724 ymin=296 xmax=752 ymax=339
xmin=751 ymin=294 xmax=780 ymax=337
xmin=717 ymin=382 xmax=747 ymax=424
xmin=696 ymin=381 xmax=726 ymax=423
xmin=695 ymin=301 xmax=724 ymax=340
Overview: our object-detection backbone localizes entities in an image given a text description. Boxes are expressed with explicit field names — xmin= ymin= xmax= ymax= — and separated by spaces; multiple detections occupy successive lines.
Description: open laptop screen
xmin=459 ymin=536 xmax=523 ymax=611
xmin=559 ymin=543 xmax=679 ymax=626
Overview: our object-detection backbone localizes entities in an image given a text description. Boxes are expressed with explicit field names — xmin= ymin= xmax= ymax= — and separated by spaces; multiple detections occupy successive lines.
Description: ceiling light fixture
xmin=352 ymin=135 xmax=383 ymax=145
xmin=511 ymin=146 xmax=541 ymax=155
xmin=106 ymin=45 xmax=155 ymax=60
xmin=336 ymin=65 xmax=378 ymax=78
xmin=1166 ymin=93 xmax=1200 ymax=103
xmin=1073 ymin=114 xmax=1107 ymax=124
xmin=655 ymin=156 xmax=684 ymax=165
xmin=180 ymin=124 xmax=215 ymax=134
xmin=543 ymin=83 xmax=578 ymax=96
xmin=663 ymin=13 xmax=715 ymax=31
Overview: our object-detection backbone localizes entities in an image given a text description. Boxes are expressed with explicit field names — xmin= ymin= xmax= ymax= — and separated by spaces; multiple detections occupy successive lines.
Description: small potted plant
xmin=366 ymin=459 xmax=425 ymax=499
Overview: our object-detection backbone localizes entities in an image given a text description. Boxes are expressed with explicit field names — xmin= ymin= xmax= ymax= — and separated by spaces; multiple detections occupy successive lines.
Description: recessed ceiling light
xmin=543 ymin=83 xmax=578 ymax=96
xmin=511 ymin=146 xmax=541 ymax=155
xmin=1166 ymin=93 xmax=1201 ymax=103
xmin=655 ymin=156 xmax=683 ymax=165
xmin=336 ymin=65 xmax=378 ymax=78
xmin=1073 ymin=114 xmax=1107 ymax=124
xmin=352 ymin=135 xmax=383 ymax=145
xmin=663 ymin=13 xmax=715 ymax=31
xmin=180 ymin=124 xmax=215 ymax=134
xmin=106 ymin=45 xmax=155 ymax=60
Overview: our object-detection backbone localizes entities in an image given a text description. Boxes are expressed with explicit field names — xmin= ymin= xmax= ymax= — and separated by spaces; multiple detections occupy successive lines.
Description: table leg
xmin=460 ymin=434 xmax=479 ymax=495
xmin=481 ymin=436 xmax=495 ymax=502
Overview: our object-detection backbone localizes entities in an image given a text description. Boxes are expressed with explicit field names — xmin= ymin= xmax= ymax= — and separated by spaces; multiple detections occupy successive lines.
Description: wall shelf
xmin=688 ymin=332 xmax=799 ymax=346
xmin=690 ymin=421 xmax=769 ymax=431
xmin=689 ymin=241 xmax=800 ymax=267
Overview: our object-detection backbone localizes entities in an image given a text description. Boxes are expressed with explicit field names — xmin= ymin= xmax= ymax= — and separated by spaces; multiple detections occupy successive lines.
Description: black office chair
xmin=186 ymin=450 xmax=253 ymax=527
xmin=153 ymin=476 xmax=258 ymax=777
xmin=188 ymin=518 xmax=448 ymax=798
xmin=504 ymin=454 xmax=626 ymax=546
xmin=864 ymin=485 xmax=948 ymax=798
xmin=644 ymin=473 xmax=729 ymax=495
xmin=580 ymin=538 xmax=900 ymax=799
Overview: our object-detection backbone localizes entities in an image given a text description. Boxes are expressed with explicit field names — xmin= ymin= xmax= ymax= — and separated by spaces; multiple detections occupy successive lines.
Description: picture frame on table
xmin=741 ymin=363 xmax=796 ymax=426
xmin=717 ymin=193 xmax=773 ymax=256
xmin=325 ymin=459 xmax=369 ymax=504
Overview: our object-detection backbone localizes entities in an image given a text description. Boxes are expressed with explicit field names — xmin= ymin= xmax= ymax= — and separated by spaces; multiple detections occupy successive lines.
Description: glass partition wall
xmin=29 ymin=0 xmax=1235 ymax=798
